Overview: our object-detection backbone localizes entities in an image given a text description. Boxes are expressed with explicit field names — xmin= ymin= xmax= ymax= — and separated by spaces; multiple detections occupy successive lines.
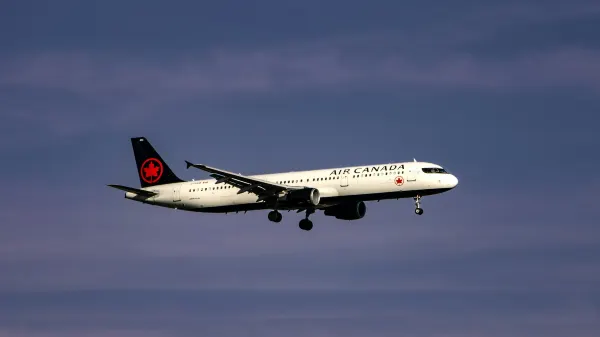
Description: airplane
xmin=108 ymin=137 xmax=459 ymax=231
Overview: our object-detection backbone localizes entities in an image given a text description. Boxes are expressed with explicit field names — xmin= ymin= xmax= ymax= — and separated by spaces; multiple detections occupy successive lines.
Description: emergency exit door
xmin=173 ymin=186 xmax=181 ymax=202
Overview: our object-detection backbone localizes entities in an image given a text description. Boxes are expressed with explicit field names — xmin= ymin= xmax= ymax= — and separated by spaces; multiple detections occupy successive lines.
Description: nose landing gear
xmin=414 ymin=195 xmax=424 ymax=215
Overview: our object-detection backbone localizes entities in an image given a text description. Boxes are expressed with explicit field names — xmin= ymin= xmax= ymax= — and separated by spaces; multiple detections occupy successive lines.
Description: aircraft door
xmin=173 ymin=186 xmax=181 ymax=202
xmin=406 ymin=168 xmax=417 ymax=182
xmin=340 ymin=176 xmax=349 ymax=187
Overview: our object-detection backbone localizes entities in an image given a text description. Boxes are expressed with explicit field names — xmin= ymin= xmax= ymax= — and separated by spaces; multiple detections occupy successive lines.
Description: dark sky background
xmin=1 ymin=0 xmax=599 ymax=336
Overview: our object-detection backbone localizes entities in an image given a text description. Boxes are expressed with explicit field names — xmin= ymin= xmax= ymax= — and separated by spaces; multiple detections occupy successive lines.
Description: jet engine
xmin=324 ymin=201 xmax=366 ymax=220
xmin=285 ymin=188 xmax=321 ymax=206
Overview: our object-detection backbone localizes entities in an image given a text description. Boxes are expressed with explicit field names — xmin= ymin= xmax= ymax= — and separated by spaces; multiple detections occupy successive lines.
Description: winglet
xmin=186 ymin=161 xmax=208 ymax=170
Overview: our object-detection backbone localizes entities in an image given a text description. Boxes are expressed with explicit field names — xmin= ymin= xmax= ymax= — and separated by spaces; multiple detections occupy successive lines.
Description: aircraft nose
xmin=448 ymin=174 xmax=458 ymax=188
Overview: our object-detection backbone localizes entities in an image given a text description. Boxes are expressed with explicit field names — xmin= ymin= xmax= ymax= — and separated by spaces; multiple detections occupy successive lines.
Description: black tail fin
xmin=131 ymin=137 xmax=184 ymax=188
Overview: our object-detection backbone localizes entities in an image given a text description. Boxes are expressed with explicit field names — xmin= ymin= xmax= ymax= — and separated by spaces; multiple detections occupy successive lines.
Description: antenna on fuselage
xmin=414 ymin=158 xmax=417 ymax=162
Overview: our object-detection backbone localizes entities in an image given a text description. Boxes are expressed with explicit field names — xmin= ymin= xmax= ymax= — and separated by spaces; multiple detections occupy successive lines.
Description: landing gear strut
xmin=268 ymin=210 xmax=282 ymax=223
xmin=299 ymin=208 xmax=314 ymax=231
xmin=414 ymin=195 xmax=424 ymax=215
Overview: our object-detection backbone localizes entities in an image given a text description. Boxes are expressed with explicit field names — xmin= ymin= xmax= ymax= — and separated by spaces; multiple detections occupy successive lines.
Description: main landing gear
xmin=299 ymin=208 xmax=315 ymax=231
xmin=268 ymin=210 xmax=282 ymax=223
xmin=268 ymin=208 xmax=314 ymax=231
xmin=414 ymin=195 xmax=424 ymax=215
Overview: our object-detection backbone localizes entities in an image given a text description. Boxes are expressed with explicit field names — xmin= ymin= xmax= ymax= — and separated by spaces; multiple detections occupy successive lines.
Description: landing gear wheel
xmin=299 ymin=219 xmax=313 ymax=231
xmin=268 ymin=210 xmax=282 ymax=223
xmin=415 ymin=208 xmax=424 ymax=215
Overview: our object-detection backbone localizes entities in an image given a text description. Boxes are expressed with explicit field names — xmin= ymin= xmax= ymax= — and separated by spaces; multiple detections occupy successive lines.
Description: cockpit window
xmin=422 ymin=167 xmax=448 ymax=174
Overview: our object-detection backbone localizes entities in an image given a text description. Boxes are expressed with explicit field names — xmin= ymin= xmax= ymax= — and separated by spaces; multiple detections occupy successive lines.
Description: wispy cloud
xmin=482 ymin=0 xmax=600 ymax=24
xmin=0 ymin=330 xmax=167 ymax=337
xmin=1 ymin=44 xmax=598 ymax=144
xmin=0 ymin=288 xmax=598 ymax=337
xmin=2 ymin=0 xmax=599 ymax=141
xmin=2 ymin=46 xmax=599 ymax=100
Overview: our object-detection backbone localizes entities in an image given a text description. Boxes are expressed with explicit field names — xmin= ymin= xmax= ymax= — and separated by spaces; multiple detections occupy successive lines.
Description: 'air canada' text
xmin=329 ymin=164 xmax=405 ymax=176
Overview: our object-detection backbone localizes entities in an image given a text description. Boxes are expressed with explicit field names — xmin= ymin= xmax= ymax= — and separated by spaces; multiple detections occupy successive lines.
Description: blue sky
xmin=1 ymin=0 xmax=599 ymax=336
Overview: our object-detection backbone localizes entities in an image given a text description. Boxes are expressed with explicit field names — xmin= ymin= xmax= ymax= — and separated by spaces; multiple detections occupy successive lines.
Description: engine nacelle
xmin=324 ymin=201 xmax=366 ymax=220
xmin=285 ymin=188 xmax=321 ymax=206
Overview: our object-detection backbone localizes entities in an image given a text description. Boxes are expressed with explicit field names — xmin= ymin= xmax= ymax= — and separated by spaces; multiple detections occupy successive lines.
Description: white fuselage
xmin=125 ymin=161 xmax=458 ymax=213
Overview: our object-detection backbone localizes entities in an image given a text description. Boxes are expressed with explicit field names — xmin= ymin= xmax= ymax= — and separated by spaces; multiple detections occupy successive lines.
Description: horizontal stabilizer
xmin=107 ymin=184 xmax=157 ymax=197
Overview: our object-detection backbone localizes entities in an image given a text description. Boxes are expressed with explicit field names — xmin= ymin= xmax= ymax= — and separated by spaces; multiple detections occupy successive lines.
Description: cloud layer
xmin=2 ymin=46 xmax=599 ymax=100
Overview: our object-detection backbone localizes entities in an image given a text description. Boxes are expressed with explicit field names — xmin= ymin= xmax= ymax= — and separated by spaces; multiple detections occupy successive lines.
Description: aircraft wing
xmin=185 ymin=161 xmax=300 ymax=201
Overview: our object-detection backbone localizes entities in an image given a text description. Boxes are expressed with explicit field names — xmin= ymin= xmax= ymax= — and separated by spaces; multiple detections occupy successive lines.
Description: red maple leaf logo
xmin=144 ymin=162 xmax=160 ymax=178
xmin=395 ymin=176 xmax=404 ymax=185
xmin=140 ymin=158 xmax=163 ymax=184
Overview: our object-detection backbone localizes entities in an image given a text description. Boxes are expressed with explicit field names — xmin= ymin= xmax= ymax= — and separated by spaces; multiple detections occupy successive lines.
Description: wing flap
xmin=186 ymin=161 xmax=296 ymax=200
xmin=210 ymin=174 xmax=247 ymax=189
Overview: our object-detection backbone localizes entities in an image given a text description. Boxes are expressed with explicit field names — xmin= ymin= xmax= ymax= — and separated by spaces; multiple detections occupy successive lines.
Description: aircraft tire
xmin=299 ymin=219 xmax=313 ymax=231
xmin=268 ymin=210 xmax=282 ymax=222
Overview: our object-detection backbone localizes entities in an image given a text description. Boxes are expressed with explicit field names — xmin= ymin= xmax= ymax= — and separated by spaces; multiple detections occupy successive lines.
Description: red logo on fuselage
xmin=394 ymin=176 xmax=404 ymax=186
xmin=140 ymin=158 xmax=163 ymax=184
